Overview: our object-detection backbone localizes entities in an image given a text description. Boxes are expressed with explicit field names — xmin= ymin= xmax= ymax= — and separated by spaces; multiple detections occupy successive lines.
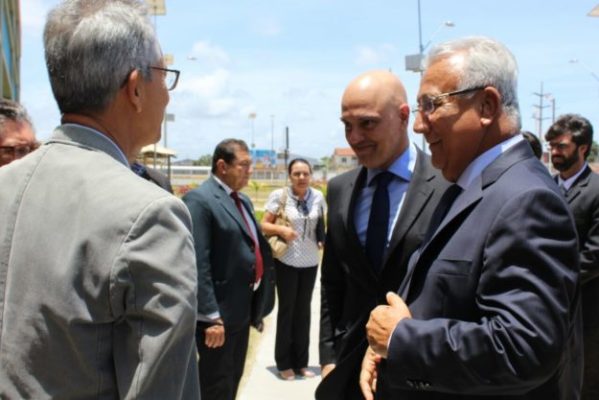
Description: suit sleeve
xmin=182 ymin=191 xmax=220 ymax=317
xmin=319 ymin=182 xmax=345 ymax=365
xmin=579 ymin=189 xmax=599 ymax=284
xmin=385 ymin=189 xmax=579 ymax=395
xmin=110 ymin=196 xmax=199 ymax=399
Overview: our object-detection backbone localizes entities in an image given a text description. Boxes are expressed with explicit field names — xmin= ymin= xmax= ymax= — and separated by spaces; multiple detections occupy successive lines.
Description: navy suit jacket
xmin=380 ymin=141 xmax=583 ymax=399
xmin=183 ymin=176 xmax=275 ymax=328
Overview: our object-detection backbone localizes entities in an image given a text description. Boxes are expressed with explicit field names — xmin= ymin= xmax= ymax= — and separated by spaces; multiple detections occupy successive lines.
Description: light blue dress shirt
xmin=354 ymin=143 xmax=416 ymax=248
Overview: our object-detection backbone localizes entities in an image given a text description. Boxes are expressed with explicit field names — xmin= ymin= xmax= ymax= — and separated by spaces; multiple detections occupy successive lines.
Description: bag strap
xmin=277 ymin=188 xmax=288 ymax=217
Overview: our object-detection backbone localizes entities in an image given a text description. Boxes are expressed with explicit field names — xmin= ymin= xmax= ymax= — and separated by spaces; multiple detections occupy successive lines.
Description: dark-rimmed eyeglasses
xmin=151 ymin=66 xmax=180 ymax=91
xmin=413 ymin=86 xmax=486 ymax=116
xmin=0 ymin=143 xmax=40 ymax=161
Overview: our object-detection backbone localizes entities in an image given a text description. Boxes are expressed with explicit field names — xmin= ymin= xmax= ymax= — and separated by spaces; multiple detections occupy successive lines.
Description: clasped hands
xmin=360 ymin=292 xmax=412 ymax=400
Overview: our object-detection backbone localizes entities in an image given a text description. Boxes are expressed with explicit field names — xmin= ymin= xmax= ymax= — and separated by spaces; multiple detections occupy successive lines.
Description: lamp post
xmin=248 ymin=112 xmax=256 ymax=150
xmin=405 ymin=0 xmax=454 ymax=150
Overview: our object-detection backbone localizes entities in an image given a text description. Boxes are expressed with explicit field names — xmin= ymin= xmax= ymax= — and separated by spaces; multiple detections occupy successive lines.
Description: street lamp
xmin=405 ymin=0 xmax=454 ymax=74
xmin=248 ymin=112 xmax=256 ymax=149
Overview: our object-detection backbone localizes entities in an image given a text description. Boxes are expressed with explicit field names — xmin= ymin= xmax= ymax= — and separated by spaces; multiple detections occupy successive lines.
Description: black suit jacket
xmin=145 ymin=167 xmax=174 ymax=193
xmin=562 ymin=166 xmax=599 ymax=329
xmin=381 ymin=142 xmax=582 ymax=399
xmin=182 ymin=176 xmax=275 ymax=328
xmin=317 ymin=148 xmax=448 ymax=399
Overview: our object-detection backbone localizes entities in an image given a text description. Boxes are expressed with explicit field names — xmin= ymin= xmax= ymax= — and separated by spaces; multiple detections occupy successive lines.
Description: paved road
xmin=237 ymin=272 xmax=322 ymax=400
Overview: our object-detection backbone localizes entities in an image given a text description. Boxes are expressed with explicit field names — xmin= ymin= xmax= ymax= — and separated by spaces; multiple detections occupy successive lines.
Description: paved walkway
xmin=237 ymin=273 xmax=322 ymax=400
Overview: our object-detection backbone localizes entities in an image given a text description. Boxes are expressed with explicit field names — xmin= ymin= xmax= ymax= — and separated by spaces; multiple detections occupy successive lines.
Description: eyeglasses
xmin=0 ymin=143 xmax=40 ymax=161
xmin=413 ymin=86 xmax=486 ymax=116
xmin=151 ymin=66 xmax=180 ymax=91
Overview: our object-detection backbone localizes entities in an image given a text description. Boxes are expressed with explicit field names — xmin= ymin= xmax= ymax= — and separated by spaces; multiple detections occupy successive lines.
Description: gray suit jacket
xmin=0 ymin=125 xmax=199 ymax=399
xmin=183 ymin=176 xmax=275 ymax=328
xmin=317 ymin=148 xmax=448 ymax=399
xmin=382 ymin=141 xmax=582 ymax=399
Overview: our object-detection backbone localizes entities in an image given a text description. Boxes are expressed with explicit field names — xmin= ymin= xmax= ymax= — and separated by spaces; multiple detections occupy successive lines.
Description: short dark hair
xmin=0 ymin=99 xmax=33 ymax=136
xmin=288 ymin=158 xmax=312 ymax=175
xmin=211 ymin=139 xmax=250 ymax=173
xmin=521 ymin=131 xmax=542 ymax=159
xmin=545 ymin=114 xmax=594 ymax=159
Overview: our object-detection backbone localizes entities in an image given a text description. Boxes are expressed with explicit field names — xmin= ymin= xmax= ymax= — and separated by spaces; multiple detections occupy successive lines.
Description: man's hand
xmin=320 ymin=363 xmax=336 ymax=379
xmin=366 ymin=292 xmax=411 ymax=358
xmin=359 ymin=346 xmax=381 ymax=400
xmin=204 ymin=319 xmax=225 ymax=348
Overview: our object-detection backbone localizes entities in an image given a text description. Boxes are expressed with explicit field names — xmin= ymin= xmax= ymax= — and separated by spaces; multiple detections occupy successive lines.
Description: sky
xmin=20 ymin=0 xmax=599 ymax=161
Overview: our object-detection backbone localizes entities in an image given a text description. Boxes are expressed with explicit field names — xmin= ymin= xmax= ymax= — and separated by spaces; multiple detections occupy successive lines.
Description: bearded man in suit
xmin=545 ymin=114 xmax=599 ymax=400
xmin=316 ymin=70 xmax=448 ymax=399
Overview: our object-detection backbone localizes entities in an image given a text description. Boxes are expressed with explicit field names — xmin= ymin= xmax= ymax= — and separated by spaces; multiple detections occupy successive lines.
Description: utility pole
xmin=532 ymin=82 xmax=551 ymax=140
xmin=284 ymin=126 xmax=290 ymax=180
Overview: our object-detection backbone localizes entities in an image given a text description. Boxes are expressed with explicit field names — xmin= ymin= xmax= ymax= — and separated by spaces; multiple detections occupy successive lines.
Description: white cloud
xmin=188 ymin=41 xmax=230 ymax=68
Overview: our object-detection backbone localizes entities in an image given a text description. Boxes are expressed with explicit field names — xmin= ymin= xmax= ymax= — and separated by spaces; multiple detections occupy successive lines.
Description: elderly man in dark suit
xmin=183 ymin=138 xmax=274 ymax=400
xmin=316 ymin=70 xmax=448 ymax=400
xmin=545 ymin=114 xmax=599 ymax=400
xmin=362 ymin=37 xmax=582 ymax=400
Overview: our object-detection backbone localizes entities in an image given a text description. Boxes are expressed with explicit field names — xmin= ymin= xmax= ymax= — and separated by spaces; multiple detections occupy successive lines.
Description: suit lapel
xmin=402 ymin=140 xmax=532 ymax=298
xmin=383 ymin=149 xmax=434 ymax=268
xmin=564 ymin=166 xmax=591 ymax=204
xmin=341 ymin=168 xmax=379 ymax=281
xmin=209 ymin=178 xmax=253 ymax=240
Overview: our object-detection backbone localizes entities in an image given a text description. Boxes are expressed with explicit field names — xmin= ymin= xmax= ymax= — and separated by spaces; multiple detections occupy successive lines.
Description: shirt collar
xmin=212 ymin=174 xmax=234 ymax=195
xmin=62 ymin=123 xmax=130 ymax=167
xmin=457 ymin=134 xmax=523 ymax=190
xmin=558 ymin=162 xmax=589 ymax=190
xmin=366 ymin=142 xmax=416 ymax=186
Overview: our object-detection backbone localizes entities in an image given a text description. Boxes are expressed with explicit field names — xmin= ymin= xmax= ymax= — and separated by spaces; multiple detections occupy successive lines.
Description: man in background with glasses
xmin=0 ymin=98 xmax=38 ymax=167
xmin=0 ymin=1 xmax=198 ymax=398
xmin=361 ymin=36 xmax=582 ymax=400
xmin=545 ymin=114 xmax=599 ymax=400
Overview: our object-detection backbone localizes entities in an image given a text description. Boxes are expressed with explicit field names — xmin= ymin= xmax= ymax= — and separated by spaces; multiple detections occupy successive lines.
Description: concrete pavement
xmin=237 ymin=273 xmax=322 ymax=400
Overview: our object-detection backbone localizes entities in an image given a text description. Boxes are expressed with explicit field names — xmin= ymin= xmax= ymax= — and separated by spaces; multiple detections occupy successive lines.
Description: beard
xmin=552 ymin=151 xmax=580 ymax=172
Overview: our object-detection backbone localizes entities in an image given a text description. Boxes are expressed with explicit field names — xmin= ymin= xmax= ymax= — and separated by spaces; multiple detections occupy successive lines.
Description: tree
xmin=193 ymin=154 xmax=212 ymax=166
xmin=248 ymin=180 xmax=263 ymax=204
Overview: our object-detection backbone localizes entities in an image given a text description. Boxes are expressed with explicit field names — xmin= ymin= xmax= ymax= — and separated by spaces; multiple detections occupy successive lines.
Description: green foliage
xmin=193 ymin=154 xmax=213 ymax=166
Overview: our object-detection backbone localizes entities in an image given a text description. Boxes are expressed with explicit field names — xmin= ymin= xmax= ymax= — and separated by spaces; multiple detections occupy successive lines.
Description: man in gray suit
xmin=545 ymin=114 xmax=599 ymax=400
xmin=316 ymin=70 xmax=448 ymax=399
xmin=183 ymin=139 xmax=275 ymax=400
xmin=0 ymin=1 xmax=199 ymax=398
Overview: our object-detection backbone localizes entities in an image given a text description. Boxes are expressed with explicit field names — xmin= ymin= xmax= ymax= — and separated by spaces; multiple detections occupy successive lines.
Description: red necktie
xmin=231 ymin=192 xmax=263 ymax=283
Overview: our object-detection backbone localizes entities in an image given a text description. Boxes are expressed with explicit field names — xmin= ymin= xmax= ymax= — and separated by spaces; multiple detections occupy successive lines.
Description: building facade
xmin=1 ymin=0 xmax=20 ymax=100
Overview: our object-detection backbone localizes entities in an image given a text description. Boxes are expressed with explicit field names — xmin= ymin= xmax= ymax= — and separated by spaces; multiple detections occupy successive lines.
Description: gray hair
xmin=43 ymin=0 xmax=162 ymax=114
xmin=0 ymin=99 xmax=34 ymax=136
xmin=425 ymin=36 xmax=521 ymax=130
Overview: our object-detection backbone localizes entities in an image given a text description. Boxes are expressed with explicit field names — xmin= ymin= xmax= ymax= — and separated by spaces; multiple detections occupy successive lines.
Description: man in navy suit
xmin=545 ymin=114 xmax=599 ymax=400
xmin=183 ymin=139 xmax=274 ymax=400
xmin=361 ymin=37 xmax=582 ymax=400
xmin=316 ymin=70 xmax=447 ymax=400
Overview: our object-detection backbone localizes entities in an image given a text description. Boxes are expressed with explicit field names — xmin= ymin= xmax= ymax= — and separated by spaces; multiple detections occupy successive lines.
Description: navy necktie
xmin=422 ymin=184 xmax=463 ymax=245
xmin=365 ymin=171 xmax=394 ymax=273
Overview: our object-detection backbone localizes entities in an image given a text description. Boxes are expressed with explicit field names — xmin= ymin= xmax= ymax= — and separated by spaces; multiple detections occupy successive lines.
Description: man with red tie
xmin=183 ymin=138 xmax=275 ymax=400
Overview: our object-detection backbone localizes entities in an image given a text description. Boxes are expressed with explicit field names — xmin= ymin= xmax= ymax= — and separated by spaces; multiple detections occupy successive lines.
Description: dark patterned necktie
xmin=365 ymin=171 xmax=394 ymax=273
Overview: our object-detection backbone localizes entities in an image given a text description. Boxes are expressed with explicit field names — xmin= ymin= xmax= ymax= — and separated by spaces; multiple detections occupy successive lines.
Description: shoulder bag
xmin=267 ymin=188 xmax=291 ymax=259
